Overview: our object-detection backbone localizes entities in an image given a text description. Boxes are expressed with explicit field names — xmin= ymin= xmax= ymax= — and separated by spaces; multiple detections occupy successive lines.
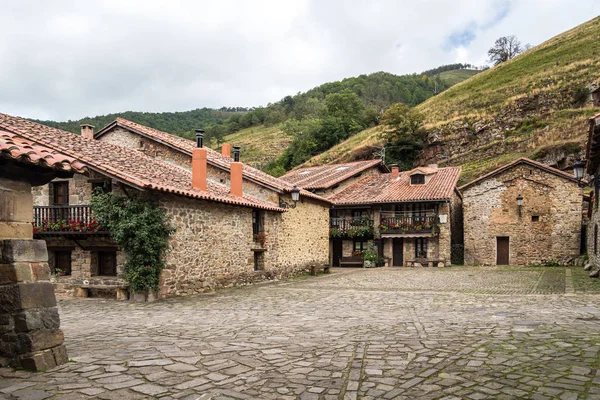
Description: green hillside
xmin=438 ymin=69 xmax=480 ymax=86
xmin=302 ymin=16 xmax=600 ymax=184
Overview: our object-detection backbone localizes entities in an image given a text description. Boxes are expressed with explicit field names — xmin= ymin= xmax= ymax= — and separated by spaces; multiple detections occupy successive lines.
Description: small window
xmin=353 ymin=241 xmax=367 ymax=254
xmin=53 ymin=251 xmax=72 ymax=276
xmin=252 ymin=210 xmax=264 ymax=236
xmin=52 ymin=182 xmax=69 ymax=205
xmin=411 ymin=174 xmax=425 ymax=185
xmin=415 ymin=238 xmax=428 ymax=258
xmin=531 ymin=216 xmax=540 ymax=222
xmin=97 ymin=251 xmax=117 ymax=276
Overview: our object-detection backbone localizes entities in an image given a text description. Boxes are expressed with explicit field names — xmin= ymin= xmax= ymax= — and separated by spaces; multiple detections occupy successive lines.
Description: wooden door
xmin=332 ymin=238 xmax=342 ymax=267
xmin=98 ymin=251 xmax=117 ymax=276
xmin=496 ymin=237 xmax=510 ymax=265
xmin=393 ymin=238 xmax=404 ymax=266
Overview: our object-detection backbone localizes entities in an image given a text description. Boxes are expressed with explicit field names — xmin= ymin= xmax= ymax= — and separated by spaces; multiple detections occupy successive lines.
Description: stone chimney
xmin=222 ymin=143 xmax=231 ymax=157
xmin=391 ymin=165 xmax=399 ymax=180
xmin=192 ymin=129 xmax=207 ymax=191
xmin=80 ymin=124 xmax=95 ymax=140
xmin=230 ymin=146 xmax=243 ymax=197
xmin=428 ymin=163 xmax=439 ymax=169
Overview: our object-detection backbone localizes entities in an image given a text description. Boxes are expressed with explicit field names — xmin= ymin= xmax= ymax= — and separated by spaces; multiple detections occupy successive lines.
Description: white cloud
xmin=0 ymin=0 xmax=598 ymax=120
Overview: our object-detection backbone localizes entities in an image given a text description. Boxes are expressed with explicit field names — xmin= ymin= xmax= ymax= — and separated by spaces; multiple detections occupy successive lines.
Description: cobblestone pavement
xmin=2 ymin=267 xmax=600 ymax=399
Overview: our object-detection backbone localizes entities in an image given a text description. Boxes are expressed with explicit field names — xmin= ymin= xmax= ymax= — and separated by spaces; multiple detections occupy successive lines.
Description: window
xmin=531 ymin=216 xmax=540 ymax=222
xmin=410 ymin=174 xmax=425 ymax=185
xmin=98 ymin=251 xmax=117 ymax=276
xmin=415 ymin=238 xmax=428 ymax=258
xmin=92 ymin=180 xmax=112 ymax=194
xmin=53 ymin=251 xmax=72 ymax=276
xmin=252 ymin=210 xmax=264 ymax=236
xmin=353 ymin=241 xmax=367 ymax=254
xmin=52 ymin=182 xmax=69 ymax=205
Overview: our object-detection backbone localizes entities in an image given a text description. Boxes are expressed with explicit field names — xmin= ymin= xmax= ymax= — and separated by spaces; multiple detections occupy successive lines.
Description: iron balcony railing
xmin=330 ymin=217 xmax=374 ymax=239
xmin=379 ymin=211 xmax=437 ymax=234
xmin=33 ymin=205 xmax=108 ymax=235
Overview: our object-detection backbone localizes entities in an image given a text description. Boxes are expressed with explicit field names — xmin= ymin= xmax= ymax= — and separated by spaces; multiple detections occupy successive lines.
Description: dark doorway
xmin=332 ymin=238 xmax=342 ymax=267
xmin=496 ymin=237 xmax=510 ymax=265
xmin=393 ymin=238 xmax=404 ymax=266
xmin=98 ymin=251 xmax=117 ymax=276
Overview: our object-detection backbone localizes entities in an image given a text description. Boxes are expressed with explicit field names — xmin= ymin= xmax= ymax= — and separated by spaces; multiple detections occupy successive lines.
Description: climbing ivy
xmin=91 ymin=191 xmax=175 ymax=292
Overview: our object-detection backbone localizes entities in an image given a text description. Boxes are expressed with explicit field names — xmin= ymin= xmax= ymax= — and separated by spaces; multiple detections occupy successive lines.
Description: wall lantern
xmin=280 ymin=186 xmax=301 ymax=209
xmin=573 ymin=160 xmax=585 ymax=185
xmin=516 ymin=194 xmax=523 ymax=217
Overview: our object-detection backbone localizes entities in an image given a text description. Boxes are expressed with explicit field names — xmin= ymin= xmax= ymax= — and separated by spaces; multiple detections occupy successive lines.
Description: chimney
xmin=230 ymin=146 xmax=243 ymax=197
xmin=222 ymin=143 xmax=231 ymax=157
xmin=80 ymin=124 xmax=95 ymax=140
xmin=428 ymin=163 xmax=439 ymax=169
xmin=192 ymin=129 xmax=207 ymax=191
xmin=391 ymin=165 xmax=399 ymax=180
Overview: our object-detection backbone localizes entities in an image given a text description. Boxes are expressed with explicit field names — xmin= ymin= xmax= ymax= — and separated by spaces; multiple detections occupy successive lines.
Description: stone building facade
xmin=585 ymin=114 xmax=600 ymax=270
xmin=461 ymin=158 xmax=583 ymax=266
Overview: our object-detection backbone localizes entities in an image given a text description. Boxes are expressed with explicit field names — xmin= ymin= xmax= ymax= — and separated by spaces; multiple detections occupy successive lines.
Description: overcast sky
xmin=1 ymin=0 xmax=598 ymax=121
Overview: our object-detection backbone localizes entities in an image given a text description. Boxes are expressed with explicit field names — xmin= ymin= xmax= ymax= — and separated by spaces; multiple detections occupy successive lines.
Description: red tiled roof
xmin=280 ymin=160 xmax=385 ymax=190
xmin=0 ymin=113 xmax=284 ymax=212
xmin=96 ymin=118 xmax=330 ymax=204
xmin=459 ymin=157 xmax=580 ymax=191
xmin=0 ymin=130 xmax=85 ymax=173
xmin=329 ymin=166 xmax=461 ymax=205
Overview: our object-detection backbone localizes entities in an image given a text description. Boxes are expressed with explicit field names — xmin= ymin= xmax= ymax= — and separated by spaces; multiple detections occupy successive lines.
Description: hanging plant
xmin=91 ymin=191 xmax=175 ymax=292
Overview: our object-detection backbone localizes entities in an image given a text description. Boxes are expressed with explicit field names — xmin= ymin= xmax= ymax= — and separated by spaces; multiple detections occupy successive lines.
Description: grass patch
xmin=572 ymin=267 xmax=600 ymax=293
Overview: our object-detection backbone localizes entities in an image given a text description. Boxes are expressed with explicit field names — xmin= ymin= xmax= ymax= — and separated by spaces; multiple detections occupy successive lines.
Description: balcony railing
xmin=33 ymin=205 xmax=108 ymax=235
xmin=379 ymin=212 xmax=437 ymax=235
xmin=330 ymin=217 xmax=374 ymax=239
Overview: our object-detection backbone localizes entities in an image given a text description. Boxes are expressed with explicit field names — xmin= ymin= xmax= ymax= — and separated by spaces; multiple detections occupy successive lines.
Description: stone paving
xmin=1 ymin=266 xmax=600 ymax=399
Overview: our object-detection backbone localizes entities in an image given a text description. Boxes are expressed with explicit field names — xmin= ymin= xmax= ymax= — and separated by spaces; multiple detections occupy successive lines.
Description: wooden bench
xmin=310 ymin=265 xmax=331 ymax=276
xmin=339 ymin=256 xmax=364 ymax=268
xmin=405 ymin=259 xmax=446 ymax=268
xmin=74 ymin=285 xmax=129 ymax=300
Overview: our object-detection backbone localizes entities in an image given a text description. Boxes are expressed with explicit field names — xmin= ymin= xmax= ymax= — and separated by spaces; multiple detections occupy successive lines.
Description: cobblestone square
xmin=2 ymin=267 xmax=600 ymax=399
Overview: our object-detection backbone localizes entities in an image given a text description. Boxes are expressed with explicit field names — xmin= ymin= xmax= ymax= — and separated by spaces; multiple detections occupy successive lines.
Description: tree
xmin=487 ymin=35 xmax=525 ymax=65
xmin=380 ymin=103 xmax=426 ymax=169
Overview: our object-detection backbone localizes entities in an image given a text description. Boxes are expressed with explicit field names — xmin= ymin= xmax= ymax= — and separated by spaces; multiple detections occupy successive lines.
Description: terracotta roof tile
xmin=330 ymin=166 xmax=461 ymax=205
xmin=280 ymin=160 xmax=385 ymax=190
xmin=0 ymin=113 xmax=283 ymax=212
xmin=459 ymin=157 xmax=580 ymax=191
xmin=0 ymin=130 xmax=85 ymax=173
xmin=96 ymin=118 xmax=330 ymax=204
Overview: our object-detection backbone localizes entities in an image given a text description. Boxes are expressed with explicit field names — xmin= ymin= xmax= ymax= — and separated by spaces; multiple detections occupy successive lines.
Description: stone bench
xmin=74 ymin=285 xmax=129 ymax=300
xmin=310 ymin=265 xmax=331 ymax=276
xmin=339 ymin=256 xmax=364 ymax=268
xmin=406 ymin=259 xmax=446 ymax=268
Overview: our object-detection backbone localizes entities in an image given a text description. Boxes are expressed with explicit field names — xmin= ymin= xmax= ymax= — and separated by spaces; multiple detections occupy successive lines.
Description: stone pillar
xmin=0 ymin=177 xmax=68 ymax=370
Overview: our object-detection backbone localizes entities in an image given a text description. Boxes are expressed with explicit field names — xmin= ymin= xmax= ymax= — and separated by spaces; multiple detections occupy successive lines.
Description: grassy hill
xmin=302 ymin=16 xmax=600 ymax=184
xmin=438 ymin=69 xmax=480 ymax=86
xmin=210 ymin=125 xmax=291 ymax=167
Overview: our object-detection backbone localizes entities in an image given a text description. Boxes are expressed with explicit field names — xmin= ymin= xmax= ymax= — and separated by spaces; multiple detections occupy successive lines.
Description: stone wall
xmin=587 ymin=165 xmax=600 ymax=269
xmin=462 ymin=164 xmax=582 ymax=265
xmin=276 ymin=195 xmax=330 ymax=274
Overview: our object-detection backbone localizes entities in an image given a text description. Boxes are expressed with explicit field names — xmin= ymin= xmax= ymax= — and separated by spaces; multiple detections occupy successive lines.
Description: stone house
xmin=0 ymin=130 xmax=78 ymax=370
xmin=283 ymin=162 xmax=462 ymax=267
xmin=460 ymin=158 xmax=583 ymax=266
xmin=585 ymin=113 xmax=600 ymax=270
xmin=0 ymin=113 xmax=330 ymax=299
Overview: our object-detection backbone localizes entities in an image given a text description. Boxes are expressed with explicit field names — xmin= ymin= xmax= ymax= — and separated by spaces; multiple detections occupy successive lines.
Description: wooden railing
xmin=33 ymin=205 xmax=107 ymax=234
xmin=379 ymin=212 xmax=437 ymax=234
xmin=330 ymin=217 xmax=374 ymax=238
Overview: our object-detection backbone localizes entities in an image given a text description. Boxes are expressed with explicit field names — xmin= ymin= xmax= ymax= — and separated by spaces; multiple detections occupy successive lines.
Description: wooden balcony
xmin=379 ymin=212 xmax=437 ymax=235
xmin=33 ymin=205 xmax=109 ymax=237
xmin=330 ymin=217 xmax=374 ymax=239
